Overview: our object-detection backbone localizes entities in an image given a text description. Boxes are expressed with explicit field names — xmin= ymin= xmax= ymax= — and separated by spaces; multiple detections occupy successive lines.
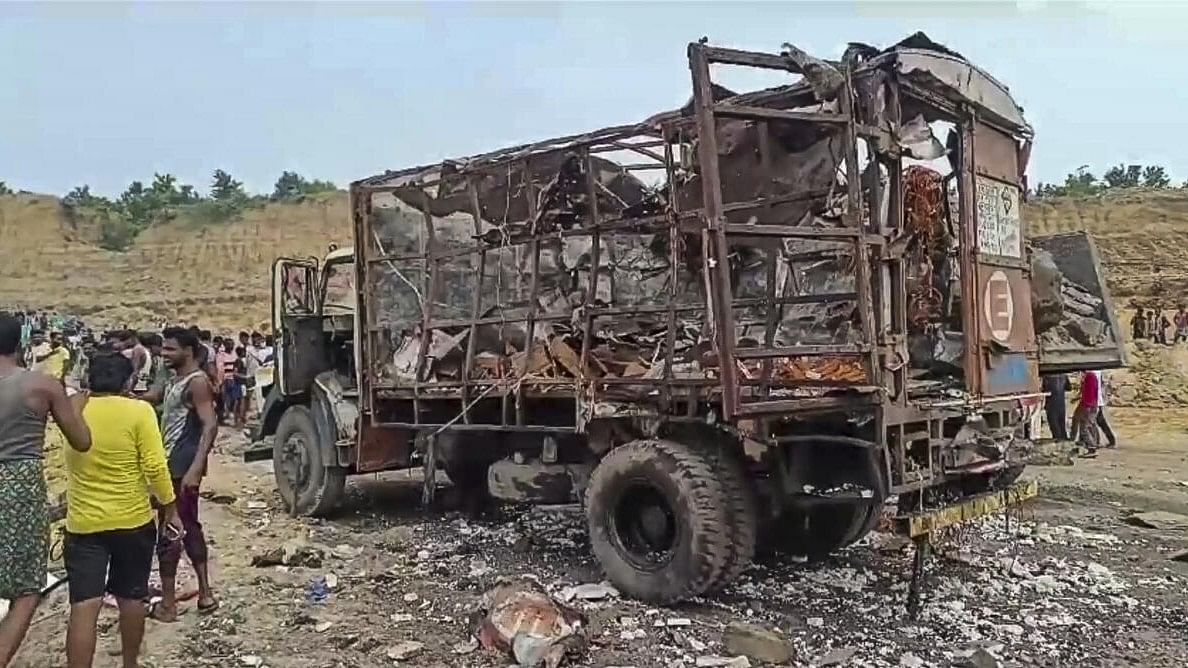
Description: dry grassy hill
xmin=1 ymin=186 xmax=1184 ymax=331
xmin=0 ymin=192 xmax=349 ymax=330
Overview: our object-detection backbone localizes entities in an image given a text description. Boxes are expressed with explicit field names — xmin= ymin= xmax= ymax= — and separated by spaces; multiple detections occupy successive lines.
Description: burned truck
xmin=249 ymin=34 xmax=1124 ymax=603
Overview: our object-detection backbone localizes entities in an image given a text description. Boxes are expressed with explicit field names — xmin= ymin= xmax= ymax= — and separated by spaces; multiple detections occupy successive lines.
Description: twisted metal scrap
xmin=903 ymin=166 xmax=946 ymax=330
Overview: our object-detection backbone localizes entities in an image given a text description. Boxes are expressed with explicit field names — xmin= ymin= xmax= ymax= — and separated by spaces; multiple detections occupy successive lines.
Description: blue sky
xmin=2 ymin=1 xmax=1183 ymax=196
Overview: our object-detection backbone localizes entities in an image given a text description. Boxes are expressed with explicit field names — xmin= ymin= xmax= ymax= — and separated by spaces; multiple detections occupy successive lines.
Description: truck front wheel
xmin=273 ymin=406 xmax=346 ymax=517
xmin=585 ymin=439 xmax=732 ymax=604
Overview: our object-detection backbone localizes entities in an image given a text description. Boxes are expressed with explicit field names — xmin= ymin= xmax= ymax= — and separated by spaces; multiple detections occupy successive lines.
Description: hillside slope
xmin=0 ymin=192 xmax=349 ymax=330
xmin=0 ymin=187 xmax=1183 ymax=330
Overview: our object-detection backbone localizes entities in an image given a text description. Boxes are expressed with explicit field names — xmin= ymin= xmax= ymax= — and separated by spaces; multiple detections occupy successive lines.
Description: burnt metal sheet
xmin=975 ymin=265 xmax=1039 ymax=396
xmin=972 ymin=122 xmax=1022 ymax=185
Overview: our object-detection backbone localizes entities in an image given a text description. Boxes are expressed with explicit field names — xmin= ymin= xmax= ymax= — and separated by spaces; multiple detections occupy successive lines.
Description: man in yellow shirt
xmin=63 ymin=353 xmax=182 ymax=668
xmin=33 ymin=332 xmax=70 ymax=382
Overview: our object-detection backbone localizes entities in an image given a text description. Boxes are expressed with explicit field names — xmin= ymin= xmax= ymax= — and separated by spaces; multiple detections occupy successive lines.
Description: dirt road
xmin=14 ymin=411 xmax=1188 ymax=668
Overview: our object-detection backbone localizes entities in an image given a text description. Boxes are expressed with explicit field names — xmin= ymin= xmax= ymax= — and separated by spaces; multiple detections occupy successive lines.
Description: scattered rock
xmin=1171 ymin=549 xmax=1188 ymax=563
xmin=899 ymin=652 xmax=925 ymax=667
xmin=245 ymin=500 xmax=268 ymax=510
xmin=723 ymin=622 xmax=793 ymax=664
xmin=386 ymin=641 xmax=424 ymax=661
xmin=239 ymin=656 xmax=263 ymax=667
xmin=452 ymin=638 xmax=479 ymax=655
xmin=813 ymin=646 xmax=858 ymax=667
xmin=806 ymin=617 xmax=824 ymax=628
xmin=402 ymin=592 xmax=419 ymax=603
xmin=959 ymin=648 xmax=1003 ymax=668
xmin=324 ymin=573 xmax=339 ymax=590
xmin=251 ymin=541 xmax=324 ymax=568
xmin=1027 ymin=439 xmax=1076 ymax=466
xmin=558 ymin=582 xmax=619 ymax=602
xmin=1126 ymin=511 xmax=1188 ymax=531
xmin=314 ymin=621 xmax=333 ymax=633
xmin=695 ymin=657 xmax=751 ymax=668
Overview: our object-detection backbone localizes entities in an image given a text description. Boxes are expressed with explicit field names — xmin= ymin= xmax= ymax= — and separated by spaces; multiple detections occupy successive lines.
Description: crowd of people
xmin=1131 ymin=306 xmax=1188 ymax=345
xmin=0 ymin=310 xmax=275 ymax=668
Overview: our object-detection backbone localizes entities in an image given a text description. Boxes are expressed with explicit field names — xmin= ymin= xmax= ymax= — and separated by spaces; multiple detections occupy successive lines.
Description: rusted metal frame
xmin=722 ymin=224 xmax=874 ymax=240
xmin=957 ymin=106 xmax=982 ymax=395
xmin=885 ymin=75 xmax=909 ymax=405
xmin=390 ymin=312 xmax=571 ymax=332
xmin=459 ymin=179 xmax=487 ymax=424
xmin=734 ymin=343 xmax=871 ymax=359
xmin=619 ymin=163 xmax=669 ymax=172
xmin=756 ymin=120 xmax=779 ymax=403
xmin=714 ymin=104 xmax=848 ymax=125
xmin=681 ymin=188 xmax=835 ymax=222
xmin=360 ymin=124 xmax=662 ymax=191
xmin=411 ymin=189 xmax=441 ymax=424
xmin=578 ymin=149 xmax=603 ymax=415
xmin=839 ymin=63 xmax=879 ymax=395
xmin=662 ymin=132 xmax=681 ymax=412
xmin=517 ymin=161 xmax=542 ymax=427
xmin=591 ymin=140 xmax=668 ymax=163
xmin=690 ymin=43 xmax=741 ymax=419
xmin=733 ymin=394 xmax=881 ymax=417
xmin=700 ymin=45 xmax=802 ymax=72
xmin=351 ymin=186 xmax=378 ymax=428
xmin=373 ymin=421 xmax=576 ymax=434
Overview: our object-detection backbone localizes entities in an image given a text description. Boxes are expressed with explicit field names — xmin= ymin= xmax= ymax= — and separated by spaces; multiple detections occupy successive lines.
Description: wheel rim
xmin=609 ymin=481 xmax=678 ymax=571
xmin=280 ymin=431 xmax=312 ymax=492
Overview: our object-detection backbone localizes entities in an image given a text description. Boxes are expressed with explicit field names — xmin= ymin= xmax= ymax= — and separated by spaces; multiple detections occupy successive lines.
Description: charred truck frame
xmin=251 ymin=35 xmax=1124 ymax=603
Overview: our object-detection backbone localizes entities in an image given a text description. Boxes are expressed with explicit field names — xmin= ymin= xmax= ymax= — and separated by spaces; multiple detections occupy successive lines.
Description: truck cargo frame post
xmin=251 ymin=34 xmax=1124 ymax=605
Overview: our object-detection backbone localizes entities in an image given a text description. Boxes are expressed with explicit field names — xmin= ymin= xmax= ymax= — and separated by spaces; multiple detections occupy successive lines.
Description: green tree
xmin=272 ymin=171 xmax=338 ymax=200
xmin=210 ymin=169 xmax=245 ymax=201
xmin=1062 ymin=165 xmax=1100 ymax=196
xmin=1142 ymin=165 xmax=1170 ymax=188
xmin=1103 ymin=164 xmax=1142 ymax=188
xmin=0 ymin=181 xmax=12 ymax=196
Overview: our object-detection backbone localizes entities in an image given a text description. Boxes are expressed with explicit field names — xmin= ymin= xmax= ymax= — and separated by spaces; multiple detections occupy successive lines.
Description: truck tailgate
xmin=1032 ymin=231 xmax=1127 ymax=373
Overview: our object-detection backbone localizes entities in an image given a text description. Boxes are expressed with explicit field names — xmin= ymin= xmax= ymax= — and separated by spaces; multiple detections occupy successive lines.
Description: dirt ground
xmin=12 ymin=410 xmax=1188 ymax=668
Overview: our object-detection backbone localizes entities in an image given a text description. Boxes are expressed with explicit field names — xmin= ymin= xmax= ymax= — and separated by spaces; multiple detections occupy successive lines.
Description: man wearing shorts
xmin=142 ymin=327 xmax=219 ymax=620
xmin=0 ymin=314 xmax=91 ymax=667
xmin=64 ymin=353 xmax=182 ymax=668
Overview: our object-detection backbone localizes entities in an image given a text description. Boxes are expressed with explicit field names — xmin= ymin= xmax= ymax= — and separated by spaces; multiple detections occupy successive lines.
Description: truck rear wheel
xmin=273 ymin=406 xmax=346 ymax=517
xmin=585 ymin=439 xmax=732 ymax=604
xmin=705 ymin=450 xmax=757 ymax=592
xmin=766 ymin=502 xmax=880 ymax=561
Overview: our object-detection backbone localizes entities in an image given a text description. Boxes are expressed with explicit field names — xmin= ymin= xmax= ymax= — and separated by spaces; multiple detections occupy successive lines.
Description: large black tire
xmin=766 ymin=502 xmax=880 ymax=562
xmin=705 ymin=449 xmax=758 ymax=592
xmin=585 ymin=439 xmax=732 ymax=604
xmin=273 ymin=406 xmax=346 ymax=517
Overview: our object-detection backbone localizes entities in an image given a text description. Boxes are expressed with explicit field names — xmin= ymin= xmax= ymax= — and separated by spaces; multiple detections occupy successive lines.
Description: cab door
xmin=272 ymin=257 xmax=327 ymax=395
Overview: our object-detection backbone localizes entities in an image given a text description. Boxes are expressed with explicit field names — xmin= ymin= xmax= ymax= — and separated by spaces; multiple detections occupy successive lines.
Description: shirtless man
xmin=0 ymin=314 xmax=91 ymax=667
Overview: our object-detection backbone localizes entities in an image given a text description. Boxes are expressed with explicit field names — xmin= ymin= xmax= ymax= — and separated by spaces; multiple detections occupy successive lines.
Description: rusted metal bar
xmin=733 ymin=393 xmax=881 ymax=417
xmin=351 ymin=187 xmax=377 ymax=427
xmin=714 ymin=104 xmax=848 ymax=125
xmin=721 ymin=224 xmax=869 ymax=240
xmin=886 ymin=75 xmax=908 ymax=404
xmin=518 ymin=161 xmax=541 ymax=426
xmin=734 ymin=343 xmax=871 ymax=359
xmin=662 ymin=133 xmax=680 ymax=411
xmin=460 ymin=179 xmax=486 ymax=423
xmin=838 ymin=64 xmax=878 ymax=391
xmin=690 ymin=42 xmax=740 ymax=419
xmin=411 ymin=188 xmax=441 ymax=425
xmin=578 ymin=148 xmax=602 ymax=409
xmin=958 ymin=108 xmax=982 ymax=394
xmin=700 ymin=45 xmax=799 ymax=71
xmin=756 ymin=121 xmax=778 ymax=403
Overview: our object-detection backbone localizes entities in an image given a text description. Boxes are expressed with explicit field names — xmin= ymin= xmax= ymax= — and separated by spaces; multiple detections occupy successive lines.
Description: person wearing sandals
xmin=63 ymin=352 xmax=183 ymax=668
xmin=140 ymin=327 xmax=220 ymax=620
